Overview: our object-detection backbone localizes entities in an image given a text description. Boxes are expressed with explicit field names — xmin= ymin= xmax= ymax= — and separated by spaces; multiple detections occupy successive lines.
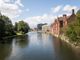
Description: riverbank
xmin=0 ymin=33 xmax=27 ymax=43
xmin=59 ymin=34 xmax=80 ymax=49
xmin=50 ymin=32 xmax=80 ymax=49
xmin=3 ymin=33 xmax=27 ymax=39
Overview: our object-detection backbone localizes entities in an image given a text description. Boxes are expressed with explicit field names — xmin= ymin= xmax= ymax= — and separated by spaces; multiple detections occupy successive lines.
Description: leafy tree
xmin=2 ymin=15 xmax=15 ymax=36
xmin=14 ymin=22 xmax=18 ymax=32
xmin=0 ymin=17 xmax=5 ymax=37
xmin=0 ymin=15 xmax=16 ymax=37
xmin=15 ymin=20 xmax=30 ymax=34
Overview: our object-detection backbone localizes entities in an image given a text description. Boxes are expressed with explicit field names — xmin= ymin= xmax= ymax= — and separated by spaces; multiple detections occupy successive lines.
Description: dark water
xmin=0 ymin=32 xmax=80 ymax=60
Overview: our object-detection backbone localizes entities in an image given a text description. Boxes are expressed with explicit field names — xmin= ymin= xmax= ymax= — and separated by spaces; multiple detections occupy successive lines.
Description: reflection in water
xmin=37 ymin=32 xmax=42 ymax=40
xmin=7 ymin=35 xmax=29 ymax=60
xmin=0 ymin=38 xmax=13 ymax=60
xmin=15 ymin=35 xmax=29 ymax=48
xmin=37 ymin=32 xmax=53 ymax=48
xmin=0 ymin=32 xmax=80 ymax=60
xmin=52 ymin=37 xmax=76 ymax=60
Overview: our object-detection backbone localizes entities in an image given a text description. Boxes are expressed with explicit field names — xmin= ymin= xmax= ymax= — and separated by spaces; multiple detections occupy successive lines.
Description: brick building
xmin=51 ymin=9 xmax=76 ymax=37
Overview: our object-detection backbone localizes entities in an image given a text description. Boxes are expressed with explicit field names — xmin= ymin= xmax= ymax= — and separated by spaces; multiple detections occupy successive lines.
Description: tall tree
xmin=0 ymin=16 xmax=5 ymax=37
xmin=15 ymin=20 xmax=30 ymax=34
xmin=14 ymin=22 xmax=18 ymax=32
xmin=0 ymin=15 xmax=16 ymax=37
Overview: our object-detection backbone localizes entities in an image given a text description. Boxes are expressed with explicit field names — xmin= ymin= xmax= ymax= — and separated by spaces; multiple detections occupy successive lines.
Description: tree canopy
xmin=0 ymin=15 xmax=16 ymax=38
xmin=14 ymin=20 xmax=30 ymax=34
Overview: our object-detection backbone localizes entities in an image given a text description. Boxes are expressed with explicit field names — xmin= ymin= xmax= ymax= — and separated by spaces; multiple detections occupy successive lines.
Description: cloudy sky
xmin=0 ymin=0 xmax=80 ymax=28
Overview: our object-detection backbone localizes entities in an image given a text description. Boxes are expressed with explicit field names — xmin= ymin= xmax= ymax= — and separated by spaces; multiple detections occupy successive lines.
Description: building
xmin=42 ymin=25 xmax=50 ymax=33
xmin=51 ymin=9 xmax=76 ymax=37
xmin=37 ymin=23 xmax=47 ymax=30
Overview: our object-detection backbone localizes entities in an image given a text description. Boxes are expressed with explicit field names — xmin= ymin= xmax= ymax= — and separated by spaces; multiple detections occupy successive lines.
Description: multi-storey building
xmin=51 ymin=9 xmax=76 ymax=37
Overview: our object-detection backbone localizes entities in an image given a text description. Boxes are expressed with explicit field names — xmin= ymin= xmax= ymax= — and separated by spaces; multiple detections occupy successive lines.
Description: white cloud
xmin=24 ymin=14 xmax=56 ymax=28
xmin=24 ymin=5 xmax=79 ymax=28
xmin=63 ymin=5 xmax=79 ymax=12
xmin=3 ymin=0 xmax=11 ymax=2
xmin=0 ymin=1 xmax=79 ymax=28
xmin=15 ymin=4 xmax=79 ymax=28
xmin=0 ymin=0 xmax=23 ymax=19
xmin=15 ymin=0 xmax=24 ymax=7
xmin=51 ymin=5 xmax=62 ymax=13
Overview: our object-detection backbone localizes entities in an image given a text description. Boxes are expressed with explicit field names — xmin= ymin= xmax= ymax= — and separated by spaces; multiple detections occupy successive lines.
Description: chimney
xmin=63 ymin=14 xmax=67 ymax=17
xmin=63 ymin=14 xmax=67 ymax=18
xmin=72 ymin=9 xmax=75 ymax=14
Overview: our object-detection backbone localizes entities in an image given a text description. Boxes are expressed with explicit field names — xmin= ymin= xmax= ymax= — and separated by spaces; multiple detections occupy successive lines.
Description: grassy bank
xmin=50 ymin=32 xmax=80 ymax=49
xmin=59 ymin=34 xmax=80 ymax=49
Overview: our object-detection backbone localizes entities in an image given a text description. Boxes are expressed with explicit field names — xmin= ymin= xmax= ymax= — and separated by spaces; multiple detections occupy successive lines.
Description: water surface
xmin=0 ymin=32 xmax=80 ymax=60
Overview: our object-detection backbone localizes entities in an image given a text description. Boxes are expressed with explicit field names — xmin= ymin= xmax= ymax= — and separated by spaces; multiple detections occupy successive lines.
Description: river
xmin=0 ymin=32 xmax=80 ymax=60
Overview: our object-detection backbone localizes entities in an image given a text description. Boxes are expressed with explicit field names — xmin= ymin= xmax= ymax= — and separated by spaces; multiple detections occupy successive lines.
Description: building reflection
xmin=37 ymin=32 xmax=51 ymax=48
xmin=41 ymin=33 xmax=50 ymax=47
xmin=37 ymin=32 xmax=42 ymax=40
xmin=52 ymin=37 xmax=77 ymax=60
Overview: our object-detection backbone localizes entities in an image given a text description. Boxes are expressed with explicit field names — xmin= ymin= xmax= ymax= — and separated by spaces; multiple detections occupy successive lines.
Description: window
xmin=60 ymin=21 xmax=63 ymax=28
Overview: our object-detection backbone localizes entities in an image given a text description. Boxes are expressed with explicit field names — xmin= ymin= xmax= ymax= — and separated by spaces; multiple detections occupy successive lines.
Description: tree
xmin=15 ymin=20 xmax=30 ymax=34
xmin=2 ymin=15 xmax=16 ymax=36
xmin=0 ymin=15 xmax=16 ymax=37
xmin=0 ymin=17 xmax=5 ymax=37
xmin=14 ymin=22 xmax=18 ymax=32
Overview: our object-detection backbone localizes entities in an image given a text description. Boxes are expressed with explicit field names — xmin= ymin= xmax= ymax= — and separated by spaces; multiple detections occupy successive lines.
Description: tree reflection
xmin=0 ymin=38 xmax=13 ymax=60
xmin=0 ymin=37 xmax=14 ymax=44
xmin=15 ymin=35 xmax=29 ymax=48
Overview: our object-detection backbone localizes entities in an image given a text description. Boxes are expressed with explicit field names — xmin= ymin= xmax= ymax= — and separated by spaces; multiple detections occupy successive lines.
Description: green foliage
xmin=65 ymin=9 xmax=80 ymax=43
xmin=0 ymin=13 xmax=29 ymax=39
xmin=0 ymin=17 xmax=5 ymax=37
xmin=76 ymin=9 xmax=80 ymax=17
xmin=0 ymin=15 xmax=16 ymax=38
xmin=65 ymin=24 xmax=77 ymax=42
xmin=14 ymin=20 xmax=30 ymax=34
xmin=14 ymin=22 xmax=18 ymax=31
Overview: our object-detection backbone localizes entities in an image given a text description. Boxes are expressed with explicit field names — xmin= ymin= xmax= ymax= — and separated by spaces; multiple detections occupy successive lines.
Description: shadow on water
xmin=15 ymin=35 xmax=29 ymax=48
